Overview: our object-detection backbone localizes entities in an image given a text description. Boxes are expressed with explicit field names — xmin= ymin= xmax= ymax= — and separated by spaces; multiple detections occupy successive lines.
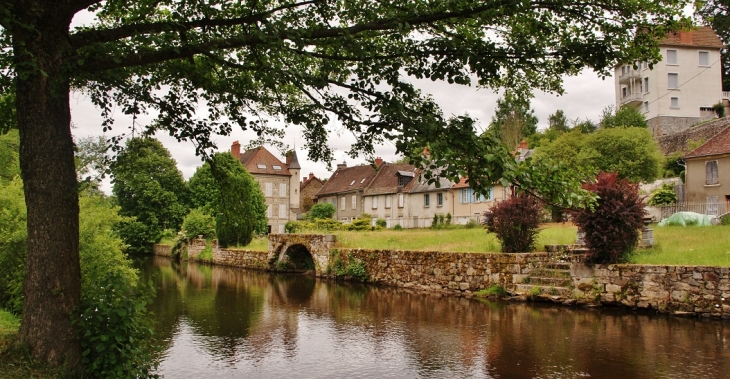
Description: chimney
xmin=309 ymin=172 xmax=314 ymax=180
xmin=337 ymin=161 xmax=347 ymax=170
xmin=678 ymin=31 xmax=693 ymax=44
xmin=422 ymin=147 xmax=430 ymax=157
xmin=231 ymin=140 xmax=241 ymax=160
xmin=518 ymin=139 xmax=528 ymax=151
xmin=375 ymin=157 xmax=384 ymax=167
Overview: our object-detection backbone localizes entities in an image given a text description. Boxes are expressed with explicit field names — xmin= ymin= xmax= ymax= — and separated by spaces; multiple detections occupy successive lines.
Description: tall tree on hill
xmin=599 ymin=105 xmax=648 ymax=129
xmin=699 ymin=0 xmax=730 ymax=91
xmin=111 ymin=137 xmax=188 ymax=253
xmin=488 ymin=92 xmax=538 ymax=150
xmin=0 ymin=0 xmax=688 ymax=370
xmin=548 ymin=110 xmax=569 ymax=132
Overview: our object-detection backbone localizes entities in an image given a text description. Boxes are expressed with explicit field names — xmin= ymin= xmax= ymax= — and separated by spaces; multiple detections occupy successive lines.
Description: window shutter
xmin=458 ymin=190 xmax=462 ymax=203
xmin=712 ymin=161 xmax=719 ymax=184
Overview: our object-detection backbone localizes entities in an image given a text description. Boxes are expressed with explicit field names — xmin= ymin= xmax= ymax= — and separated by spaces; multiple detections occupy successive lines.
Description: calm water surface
xmin=136 ymin=256 xmax=730 ymax=378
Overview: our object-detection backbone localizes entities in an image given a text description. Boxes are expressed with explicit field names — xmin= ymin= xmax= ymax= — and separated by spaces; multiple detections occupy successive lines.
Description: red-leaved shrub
xmin=573 ymin=172 xmax=645 ymax=264
xmin=483 ymin=194 xmax=542 ymax=253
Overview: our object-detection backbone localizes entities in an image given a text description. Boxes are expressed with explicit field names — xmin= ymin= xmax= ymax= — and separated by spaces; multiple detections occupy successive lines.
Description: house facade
xmin=300 ymin=173 xmax=324 ymax=213
xmin=615 ymin=27 xmax=726 ymax=136
xmin=313 ymin=162 xmax=377 ymax=222
xmin=315 ymin=157 xmax=513 ymax=228
xmin=362 ymin=161 xmax=419 ymax=227
xmin=231 ymin=142 xmax=301 ymax=233
xmin=684 ymin=125 xmax=730 ymax=216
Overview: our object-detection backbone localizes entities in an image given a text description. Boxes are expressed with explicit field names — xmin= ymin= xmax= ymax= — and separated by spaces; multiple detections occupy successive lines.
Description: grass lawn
xmin=333 ymin=223 xmax=578 ymax=252
xmin=630 ymin=224 xmax=730 ymax=266
xmin=0 ymin=309 xmax=66 ymax=379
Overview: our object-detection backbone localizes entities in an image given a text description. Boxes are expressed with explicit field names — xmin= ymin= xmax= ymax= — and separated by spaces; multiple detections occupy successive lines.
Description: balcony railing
xmin=723 ymin=91 xmax=729 ymax=100
xmin=618 ymin=70 xmax=641 ymax=83
xmin=620 ymin=92 xmax=643 ymax=106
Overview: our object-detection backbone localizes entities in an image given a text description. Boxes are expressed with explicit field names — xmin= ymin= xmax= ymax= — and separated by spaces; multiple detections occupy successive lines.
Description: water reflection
xmin=136 ymin=257 xmax=730 ymax=378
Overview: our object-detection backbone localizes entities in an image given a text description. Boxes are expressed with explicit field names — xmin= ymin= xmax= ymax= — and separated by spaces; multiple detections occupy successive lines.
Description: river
xmin=136 ymin=256 xmax=730 ymax=378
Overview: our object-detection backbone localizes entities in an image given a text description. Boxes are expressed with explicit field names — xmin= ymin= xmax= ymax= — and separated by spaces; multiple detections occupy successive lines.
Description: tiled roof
xmin=684 ymin=125 xmax=730 ymax=159
xmin=286 ymin=150 xmax=301 ymax=169
xmin=407 ymin=173 xmax=454 ymax=193
xmin=315 ymin=164 xmax=376 ymax=197
xmin=659 ymin=26 xmax=723 ymax=49
xmin=363 ymin=163 xmax=417 ymax=195
xmin=238 ymin=147 xmax=291 ymax=176
xmin=451 ymin=177 xmax=471 ymax=189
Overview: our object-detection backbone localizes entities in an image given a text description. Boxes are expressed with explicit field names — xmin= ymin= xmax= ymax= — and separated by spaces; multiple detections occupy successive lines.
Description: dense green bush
xmin=393 ymin=224 xmax=403 ymax=230
xmin=647 ymin=184 xmax=677 ymax=206
xmin=375 ymin=218 xmax=387 ymax=228
xmin=483 ymin=194 xmax=542 ymax=252
xmin=347 ymin=214 xmax=372 ymax=231
xmin=0 ymin=186 xmax=159 ymax=377
xmin=308 ymin=202 xmax=336 ymax=221
xmin=182 ymin=208 xmax=216 ymax=240
xmin=0 ymin=177 xmax=26 ymax=314
xmin=573 ymin=172 xmax=645 ymax=264
xmin=314 ymin=218 xmax=343 ymax=231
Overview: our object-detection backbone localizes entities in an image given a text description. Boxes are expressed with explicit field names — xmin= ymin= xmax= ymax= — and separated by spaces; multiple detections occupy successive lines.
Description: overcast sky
xmin=68 ymin=13 xmax=617 ymax=193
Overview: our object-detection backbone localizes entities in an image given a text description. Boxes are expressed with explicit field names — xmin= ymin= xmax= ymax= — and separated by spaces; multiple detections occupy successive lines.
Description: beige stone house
xmin=314 ymin=161 xmax=377 ymax=222
xmin=615 ymin=27 xmax=727 ymax=136
xmin=300 ymin=173 xmax=324 ymax=213
xmin=362 ymin=161 xmax=419 ymax=227
xmin=231 ymin=142 xmax=301 ymax=233
xmin=449 ymin=178 xmax=512 ymax=225
xmin=683 ymin=125 xmax=730 ymax=216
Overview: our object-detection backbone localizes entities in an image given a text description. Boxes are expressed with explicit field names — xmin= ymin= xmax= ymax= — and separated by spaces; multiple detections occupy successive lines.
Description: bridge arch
xmin=267 ymin=234 xmax=337 ymax=276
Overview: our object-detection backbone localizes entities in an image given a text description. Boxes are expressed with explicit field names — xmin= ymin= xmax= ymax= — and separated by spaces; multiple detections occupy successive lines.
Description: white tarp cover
xmin=657 ymin=212 xmax=713 ymax=227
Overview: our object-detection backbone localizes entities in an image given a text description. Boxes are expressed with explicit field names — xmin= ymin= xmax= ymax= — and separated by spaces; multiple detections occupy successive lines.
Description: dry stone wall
xmin=657 ymin=117 xmax=730 ymax=155
xmin=153 ymin=237 xmax=730 ymax=319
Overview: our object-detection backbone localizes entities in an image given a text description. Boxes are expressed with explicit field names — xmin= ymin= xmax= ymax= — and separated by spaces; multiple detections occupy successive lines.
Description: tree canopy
xmin=0 ymin=0 xmax=689 ymax=369
xmin=536 ymin=127 xmax=663 ymax=183
xmin=487 ymin=91 xmax=538 ymax=150
xmin=111 ymin=137 xmax=188 ymax=252
xmin=599 ymin=105 xmax=648 ymax=129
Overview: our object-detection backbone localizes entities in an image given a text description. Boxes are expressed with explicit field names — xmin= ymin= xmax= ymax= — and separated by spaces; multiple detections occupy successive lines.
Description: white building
xmin=615 ymin=27 xmax=727 ymax=136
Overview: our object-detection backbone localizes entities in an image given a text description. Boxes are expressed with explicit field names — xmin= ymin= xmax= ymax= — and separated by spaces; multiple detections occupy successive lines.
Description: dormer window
xmin=396 ymin=171 xmax=414 ymax=187
xmin=257 ymin=164 xmax=266 ymax=169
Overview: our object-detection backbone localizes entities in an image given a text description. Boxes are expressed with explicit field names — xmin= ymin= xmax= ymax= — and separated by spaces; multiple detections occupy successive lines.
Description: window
xmin=621 ymin=66 xmax=626 ymax=74
xmin=643 ymin=77 xmax=649 ymax=93
xmin=372 ymin=196 xmax=378 ymax=209
xmin=279 ymin=183 xmax=287 ymax=197
xmin=257 ymin=164 xmax=266 ymax=169
xmin=670 ymin=97 xmax=679 ymax=109
xmin=360 ymin=178 xmax=366 ymax=184
xmin=341 ymin=197 xmax=346 ymax=210
xmin=266 ymin=204 xmax=273 ymax=217
xmin=424 ymin=194 xmax=430 ymax=207
xmin=385 ymin=195 xmax=391 ymax=209
xmin=437 ymin=193 xmax=443 ymax=206
xmin=398 ymin=176 xmax=408 ymax=187
xmin=699 ymin=51 xmax=709 ymax=66
xmin=642 ymin=61 xmax=648 ymax=69
xmin=668 ymin=73 xmax=678 ymax=89
xmin=272 ymin=165 xmax=282 ymax=170
xmin=351 ymin=195 xmax=357 ymax=210
xmin=666 ymin=49 xmax=677 ymax=64
xmin=706 ymin=160 xmax=719 ymax=185
xmin=278 ymin=224 xmax=285 ymax=233
xmin=350 ymin=180 xmax=355 ymax=186
xmin=644 ymin=101 xmax=649 ymax=112
xmin=622 ymin=87 xmax=627 ymax=98
xmin=279 ymin=204 xmax=287 ymax=218
xmin=265 ymin=182 xmax=273 ymax=197
xmin=332 ymin=198 xmax=337 ymax=210
xmin=398 ymin=193 xmax=404 ymax=208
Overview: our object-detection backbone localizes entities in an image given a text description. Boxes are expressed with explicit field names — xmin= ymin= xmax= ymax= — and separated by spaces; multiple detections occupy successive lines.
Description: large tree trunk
xmin=13 ymin=10 xmax=81 ymax=369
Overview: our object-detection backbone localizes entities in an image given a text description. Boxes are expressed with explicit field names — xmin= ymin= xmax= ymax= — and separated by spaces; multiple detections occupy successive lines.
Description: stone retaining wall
xmin=152 ymin=244 xmax=172 ymax=256
xmin=657 ymin=117 xmax=730 ymax=155
xmin=152 ymin=240 xmax=729 ymax=319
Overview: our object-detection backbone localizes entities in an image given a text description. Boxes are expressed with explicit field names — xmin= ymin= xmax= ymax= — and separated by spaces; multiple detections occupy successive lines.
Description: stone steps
xmin=515 ymin=284 xmax=572 ymax=297
xmin=526 ymin=276 xmax=572 ymax=287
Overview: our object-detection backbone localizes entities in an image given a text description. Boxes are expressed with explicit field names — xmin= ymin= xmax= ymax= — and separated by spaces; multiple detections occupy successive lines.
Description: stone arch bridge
xmin=268 ymin=234 xmax=337 ymax=274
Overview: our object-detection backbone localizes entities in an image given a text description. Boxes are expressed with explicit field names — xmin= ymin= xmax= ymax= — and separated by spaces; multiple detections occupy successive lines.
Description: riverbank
xmin=153 ymin=232 xmax=730 ymax=320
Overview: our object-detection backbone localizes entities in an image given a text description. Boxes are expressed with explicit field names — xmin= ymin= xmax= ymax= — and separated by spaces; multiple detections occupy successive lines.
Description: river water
xmin=136 ymin=256 xmax=730 ymax=378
